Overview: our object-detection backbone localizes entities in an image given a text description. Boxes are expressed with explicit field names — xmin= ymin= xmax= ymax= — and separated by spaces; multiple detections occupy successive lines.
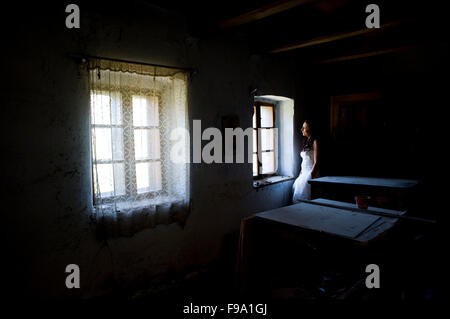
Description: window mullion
xmin=122 ymin=91 xmax=137 ymax=200
xmin=256 ymin=104 xmax=262 ymax=177
xmin=271 ymin=105 xmax=276 ymax=174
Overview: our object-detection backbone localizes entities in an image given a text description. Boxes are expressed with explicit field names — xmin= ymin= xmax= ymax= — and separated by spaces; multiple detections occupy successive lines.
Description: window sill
xmin=94 ymin=195 xmax=186 ymax=214
xmin=253 ymin=175 xmax=295 ymax=189
xmin=92 ymin=196 xmax=190 ymax=239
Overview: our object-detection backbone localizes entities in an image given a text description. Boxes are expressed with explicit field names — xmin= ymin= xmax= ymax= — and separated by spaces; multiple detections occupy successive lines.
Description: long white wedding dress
xmin=292 ymin=149 xmax=314 ymax=202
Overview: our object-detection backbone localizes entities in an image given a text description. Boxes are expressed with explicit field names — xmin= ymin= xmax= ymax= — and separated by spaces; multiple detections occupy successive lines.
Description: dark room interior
xmin=1 ymin=0 xmax=448 ymax=313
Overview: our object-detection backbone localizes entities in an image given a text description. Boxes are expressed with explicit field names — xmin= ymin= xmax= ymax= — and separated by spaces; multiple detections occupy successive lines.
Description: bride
xmin=292 ymin=120 xmax=320 ymax=202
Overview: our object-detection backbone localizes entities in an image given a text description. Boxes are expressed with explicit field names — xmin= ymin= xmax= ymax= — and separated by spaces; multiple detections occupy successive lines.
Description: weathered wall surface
xmin=2 ymin=3 xmax=303 ymax=298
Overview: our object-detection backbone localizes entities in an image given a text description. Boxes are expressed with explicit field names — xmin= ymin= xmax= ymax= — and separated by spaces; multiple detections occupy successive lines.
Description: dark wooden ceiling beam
xmin=314 ymin=42 xmax=431 ymax=64
xmin=270 ymin=20 xmax=406 ymax=53
xmin=218 ymin=0 xmax=315 ymax=29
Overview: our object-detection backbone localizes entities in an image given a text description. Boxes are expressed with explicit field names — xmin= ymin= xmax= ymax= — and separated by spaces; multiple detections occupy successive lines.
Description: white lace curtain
xmin=88 ymin=58 xmax=190 ymax=237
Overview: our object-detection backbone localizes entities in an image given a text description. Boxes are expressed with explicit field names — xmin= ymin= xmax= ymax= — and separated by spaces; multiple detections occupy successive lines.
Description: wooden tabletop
xmin=308 ymin=176 xmax=419 ymax=189
xmin=254 ymin=198 xmax=405 ymax=244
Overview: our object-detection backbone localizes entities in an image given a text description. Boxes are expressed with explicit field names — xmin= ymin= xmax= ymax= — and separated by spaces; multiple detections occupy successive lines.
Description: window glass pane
xmin=134 ymin=128 xmax=160 ymax=160
xmin=136 ymin=163 xmax=149 ymax=192
xmin=93 ymin=163 xmax=125 ymax=197
xmin=261 ymin=128 xmax=274 ymax=151
xmin=253 ymin=106 xmax=256 ymax=128
xmin=133 ymin=96 xmax=159 ymax=127
xmin=260 ymin=106 xmax=273 ymax=127
xmin=148 ymin=161 xmax=162 ymax=191
xmin=94 ymin=163 xmax=113 ymax=196
xmin=112 ymin=128 xmax=124 ymax=160
xmin=91 ymin=93 xmax=122 ymax=125
xmin=113 ymin=163 xmax=126 ymax=196
xmin=110 ymin=93 xmax=122 ymax=125
xmin=93 ymin=128 xmax=112 ymax=160
xmin=91 ymin=93 xmax=111 ymax=125
xmin=253 ymin=153 xmax=258 ymax=176
xmin=262 ymin=151 xmax=275 ymax=174
xmin=253 ymin=129 xmax=257 ymax=153
xmin=136 ymin=161 xmax=162 ymax=193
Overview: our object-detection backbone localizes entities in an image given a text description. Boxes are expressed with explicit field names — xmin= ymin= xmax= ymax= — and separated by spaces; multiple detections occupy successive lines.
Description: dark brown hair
xmin=301 ymin=120 xmax=316 ymax=152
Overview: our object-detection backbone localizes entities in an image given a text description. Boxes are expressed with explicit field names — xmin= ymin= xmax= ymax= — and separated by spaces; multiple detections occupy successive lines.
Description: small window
xmin=253 ymin=102 xmax=277 ymax=178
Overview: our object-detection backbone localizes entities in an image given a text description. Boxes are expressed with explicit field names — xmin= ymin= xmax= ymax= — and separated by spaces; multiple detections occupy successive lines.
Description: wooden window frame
xmin=253 ymin=102 xmax=277 ymax=179
xmin=90 ymin=91 xmax=163 ymax=205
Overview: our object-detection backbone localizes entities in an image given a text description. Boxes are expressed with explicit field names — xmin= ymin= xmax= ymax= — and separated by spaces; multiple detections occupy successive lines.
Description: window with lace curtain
xmin=88 ymin=58 xmax=190 ymax=237
xmin=91 ymin=93 xmax=162 ymax=198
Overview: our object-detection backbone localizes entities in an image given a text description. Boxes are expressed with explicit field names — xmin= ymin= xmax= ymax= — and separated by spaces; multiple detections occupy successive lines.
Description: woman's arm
xmin=311 ymin=140 xmax=320 ymax=178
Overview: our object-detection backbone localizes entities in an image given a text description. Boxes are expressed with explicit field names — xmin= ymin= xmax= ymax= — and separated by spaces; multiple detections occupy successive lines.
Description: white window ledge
xmin=253 ymin=175 xmax=295 ymax=189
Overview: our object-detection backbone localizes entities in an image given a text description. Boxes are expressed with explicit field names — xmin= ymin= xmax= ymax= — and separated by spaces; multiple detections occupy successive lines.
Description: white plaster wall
xmin=2 ymin=2 xmax=304 ymax=298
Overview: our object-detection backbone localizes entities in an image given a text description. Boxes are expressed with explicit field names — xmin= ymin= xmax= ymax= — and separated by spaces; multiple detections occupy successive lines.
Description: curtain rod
xmin=69 ymin=53 xmax=195 ymax=72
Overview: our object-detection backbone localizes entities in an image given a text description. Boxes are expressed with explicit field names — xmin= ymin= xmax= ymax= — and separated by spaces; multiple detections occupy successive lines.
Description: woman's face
xmin=301 ymin=122 xmax=310 ymax=137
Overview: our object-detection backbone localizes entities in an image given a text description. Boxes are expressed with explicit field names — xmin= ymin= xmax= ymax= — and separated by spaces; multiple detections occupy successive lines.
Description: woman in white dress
xmin=292 ymin=120 xmax=320 ymax=202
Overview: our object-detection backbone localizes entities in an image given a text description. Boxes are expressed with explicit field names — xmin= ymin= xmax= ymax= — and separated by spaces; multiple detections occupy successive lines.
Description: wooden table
xmin=235 ymin=198 xmax=406 ymax=297
xmin=309 ymin=176 xmax=419 ymax=210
